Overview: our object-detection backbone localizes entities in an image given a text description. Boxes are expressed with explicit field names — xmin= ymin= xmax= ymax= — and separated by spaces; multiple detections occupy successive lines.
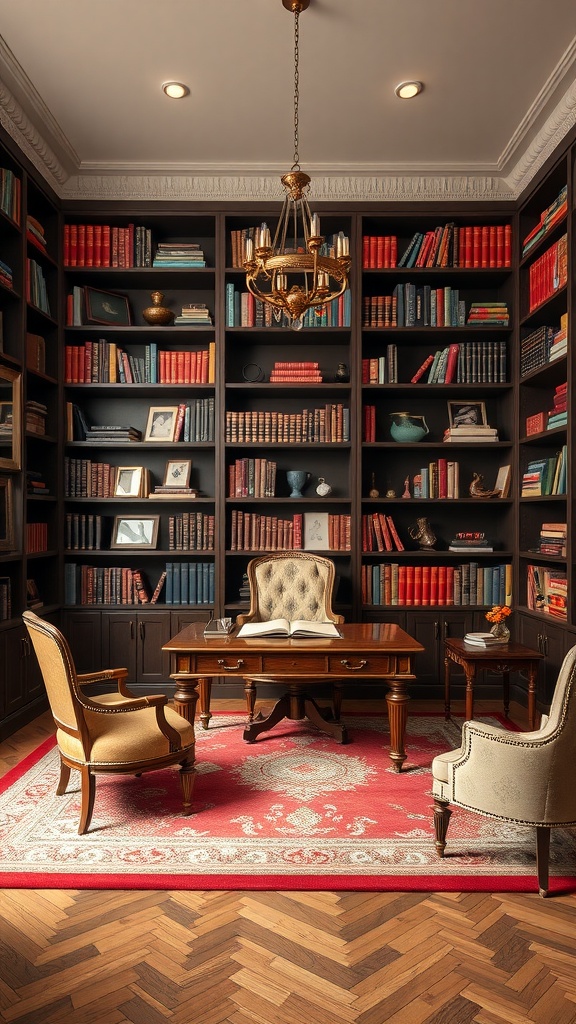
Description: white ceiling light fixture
xmin=162 ymin=82 xmax=190 ymax=99
xmin=394 ymin=81 xmax=423 ymax=99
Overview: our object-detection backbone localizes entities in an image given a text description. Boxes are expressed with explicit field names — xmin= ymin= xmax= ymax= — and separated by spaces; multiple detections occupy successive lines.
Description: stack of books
xmin=463 ymin=631 xmax=506 ymax=647
xmin=522 ymin=185 xmax=568 ymax=258
xmin=152 ymin=242 xmax=206 ymax=268
xmin=149 ymin=485 xmax=198 ymax=501
xmin=269 ymin=361 xmax=323 ymax=383
xmin=535 ymin=523 xmax=567 ymax=557
xmin=547 ymin=382 xmax=567 ymax=429
xmin=443 ymin=425 xmax=499 ymax=443
xmin=449 ymin=532 xmax=493 ymax=553
xmin=173 ymin=302 xmax=212 ymax=326
xmin=0 ymin=258 xmax=13 ymax=289
xmin=25 ymin=400 xmax=47 ymax=435
xmin=86 ymin=425 xmax=142 ymax=443
xmin=27 ymin=470 xmax=49 ymax=496
xmin=466 ymin=301 xmax=509 ymax=326
xmin=549 ymin=313 xmax=568 ymax=362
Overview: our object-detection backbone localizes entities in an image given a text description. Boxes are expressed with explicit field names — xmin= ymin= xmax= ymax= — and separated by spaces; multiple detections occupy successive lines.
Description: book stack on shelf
xmin=449 ymin=532 xmax=493 ymax=553
xmin=230 ymin=511 xmax=302 ymax=552
xmin=522 ymin=185 xmax=568 ymax=258
xmin=225 ymin=405 xmax=349 ymax=444
xmin=534 ymin=523 xmax=567 ymax=558
xmin=0 ymin=258 xmax=13 ymax=290
xmin=26 ymin=215 xmax=48 ymax=256
xmin=25 ymin=400 xmax=47 ymax=435
xmin=269 ymin=361 xmax=323 ymax=383
xmin=466 ymin=301 xmax=509 ymax=326
xmin=27 ymin=470 xmax=49 ymax=496
xmin=443 ymin=425 xmax=499 ymax=443
xmin=362 ymin=349 xmax=397 ymax=384
xmin=86 ymin=424 xmax=142 ymax=444
xmin=528 ymin=235 xmax=568 ymax=312
xmin=463 ymin=631 xmax=504 ymax=648
xmin=362 ymin=235 xmax=398 ymax=268
xmin=0 ymin=167 xmax=21 ymax=223
xmin=362 ymin=561 xmax=511 ymax=608
xmin=521 ymin=450 xmax=566 ymax=496
xmin=549 ymin=313 xmax=568 ymax=361
xmin=527 ymin=564 xmax=567 ymax=620
xmin=547 ymin=382 xmax=567 ymax=429
xmin=173 ymin=302 xmax=213 ymax=327
xmin=152 ymin=241 xmax=206 ymax=268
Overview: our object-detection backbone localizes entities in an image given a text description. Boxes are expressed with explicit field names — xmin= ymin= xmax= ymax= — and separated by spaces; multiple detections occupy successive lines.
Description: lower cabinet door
xmin=102 ymin=612 xmax=138 ymax=682
xmin=62 ymin=610 xmax=102 ymax=675
xmin=136 ymin=612 xmax=172 ymax=684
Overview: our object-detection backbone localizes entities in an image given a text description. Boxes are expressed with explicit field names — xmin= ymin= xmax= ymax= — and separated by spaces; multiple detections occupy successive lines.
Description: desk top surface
xmin=445 ymin=637 xmax=544 ymax=660
xmin=164 ymin=621 xmax=424 ymax=654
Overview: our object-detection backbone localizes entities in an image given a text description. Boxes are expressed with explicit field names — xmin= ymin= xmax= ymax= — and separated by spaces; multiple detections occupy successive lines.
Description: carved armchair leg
xmin=178 ymin=755 xmax=196 ymax=815
xmin=78 ymin=766 xmax=96 ymax=835
xmin=536 ymin=825 xmax=551 ymax=897
xmin=56 ymin=758 xmax=71 ymax=796
xmin=433 ymin=797 xmax=452 ymax=858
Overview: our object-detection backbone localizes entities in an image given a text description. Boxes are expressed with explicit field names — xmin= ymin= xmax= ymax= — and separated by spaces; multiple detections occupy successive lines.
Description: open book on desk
xmin=236 ymin=619 xmax=342 ymax=639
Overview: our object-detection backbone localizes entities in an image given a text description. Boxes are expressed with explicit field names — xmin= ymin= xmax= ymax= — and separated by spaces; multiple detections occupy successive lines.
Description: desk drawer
xmin=331 ymin=654 xmax=408 ymax=676
xmin=260 ymin=654 xmax=328 ymax=674
xmin=194 ymin=654 xmax=262 ymax=674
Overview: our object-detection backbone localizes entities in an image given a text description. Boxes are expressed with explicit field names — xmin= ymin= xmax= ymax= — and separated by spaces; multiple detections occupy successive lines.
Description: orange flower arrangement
xmin=485 ymin=605 xmax=512 ymax=625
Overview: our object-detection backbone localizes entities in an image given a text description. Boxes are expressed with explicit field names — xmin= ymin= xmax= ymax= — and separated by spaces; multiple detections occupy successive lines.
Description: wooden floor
xmin=2 ymin=699 xmax=576 ymax=1024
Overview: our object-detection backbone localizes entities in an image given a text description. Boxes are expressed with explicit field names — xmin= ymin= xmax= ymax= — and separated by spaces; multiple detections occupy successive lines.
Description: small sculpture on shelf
xmin=408 ymin=517 xmax=437 ymax=549
xmin=402 ymin=476 xmax=411 ymax=499
xmin=142 ymin=291 xmax=175 ymax=325
xmin=369 ymin=473 xmax=379 ymax=498
xmin=334 ymin=362 xmax=350 ymax=383
xmin=469 ymin=472 xmax=501 ymax=498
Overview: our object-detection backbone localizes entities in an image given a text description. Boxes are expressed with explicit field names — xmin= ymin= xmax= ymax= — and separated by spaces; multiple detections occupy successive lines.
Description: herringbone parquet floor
xmin=2 ymin=701 xmax=576 ymax=1024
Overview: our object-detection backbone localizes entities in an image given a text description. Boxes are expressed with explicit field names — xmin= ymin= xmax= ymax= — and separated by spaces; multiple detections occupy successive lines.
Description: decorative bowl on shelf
xmin=142 ymin=291 xmax=175 ymax=325
xmin=389 ymin=412 xmax=429 ymax=442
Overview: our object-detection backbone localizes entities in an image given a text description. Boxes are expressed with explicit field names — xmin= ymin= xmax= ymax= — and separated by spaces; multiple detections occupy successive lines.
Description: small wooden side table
xmin=444 ymin=638 xmax=544 ymax=729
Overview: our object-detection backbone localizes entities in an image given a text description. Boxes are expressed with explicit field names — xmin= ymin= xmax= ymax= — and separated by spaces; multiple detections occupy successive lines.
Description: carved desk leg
xmin=170 ymin=673 xmax=202 ymax=727
xmin=385 ymin=677 xmax=410 ymax=772
xmin=198 ymin=678 xmax=212 ymax=729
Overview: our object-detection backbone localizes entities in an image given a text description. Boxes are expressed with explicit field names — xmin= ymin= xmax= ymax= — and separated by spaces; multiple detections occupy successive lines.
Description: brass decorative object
xmin=243 ymin=0 xmax=351 ymax=330
xmin=408 ymin=517 xmax=437 ymax=549
xmin=469 ymin=472 xmax=501 ymax=498
xmin=142 ymin=291 xmax=175 ymax=326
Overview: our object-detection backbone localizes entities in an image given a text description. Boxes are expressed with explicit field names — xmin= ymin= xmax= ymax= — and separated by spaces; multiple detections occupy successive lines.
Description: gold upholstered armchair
xmin=432 ymin=644 xmax=576 ymax=896
xmin=236 ymin=551 xmax=346 ymax=742
xmin=22 ymin=610 xmax=196 ymax=834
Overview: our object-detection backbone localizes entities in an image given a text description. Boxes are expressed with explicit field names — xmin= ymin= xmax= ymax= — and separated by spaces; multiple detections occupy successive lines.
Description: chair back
xmin=238 ymin=552 xmax=344 ymax=624
xmin=22 ymin=611 xmax=86 ymax=744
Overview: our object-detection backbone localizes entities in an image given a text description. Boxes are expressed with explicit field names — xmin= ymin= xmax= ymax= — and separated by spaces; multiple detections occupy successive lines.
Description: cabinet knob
xmin=139 ymin=621 xmax=145 ymax=640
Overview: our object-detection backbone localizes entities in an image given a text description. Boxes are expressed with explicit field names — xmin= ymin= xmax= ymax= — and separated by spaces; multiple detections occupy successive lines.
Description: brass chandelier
xmin=244 ymin=0 xmax=351 ymax=331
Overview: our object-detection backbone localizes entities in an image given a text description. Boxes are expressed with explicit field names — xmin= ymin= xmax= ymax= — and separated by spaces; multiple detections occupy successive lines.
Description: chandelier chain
xmin=292 ymin=9 xmax=300 ymax=170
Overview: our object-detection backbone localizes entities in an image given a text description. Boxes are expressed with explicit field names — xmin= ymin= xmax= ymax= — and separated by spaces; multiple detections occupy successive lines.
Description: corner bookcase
xmin=2 ymin=120 xmax=576 ymax=736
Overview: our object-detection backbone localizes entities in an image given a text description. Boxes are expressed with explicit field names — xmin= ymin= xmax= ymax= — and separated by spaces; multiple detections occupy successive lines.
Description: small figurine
xmin=408 ymin=517 xmax=437 ymax=549
xmin=402 ymin=476 xmax=411 ymax=499
xmin=469 ymin=472 xmax=501 ymax=498
xmin=369 ymin=473 xmax=379 ymax=498
xmin=316 ymin=477 xmax=332 ymax=497
xmin=386 ymin=488 xmax=396 ymax=498
xmin=335 ymin=362 xmax=350 ymax=383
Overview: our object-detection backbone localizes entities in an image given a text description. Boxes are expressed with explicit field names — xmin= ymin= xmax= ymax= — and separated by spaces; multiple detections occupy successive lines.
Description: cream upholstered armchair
xmin=432 ymin=643 xmax=576 ymax=896
xmin=23 ymin=610 xmax=196 ymax=834
xmin=237 ymin=551 xmax=345 ymax=742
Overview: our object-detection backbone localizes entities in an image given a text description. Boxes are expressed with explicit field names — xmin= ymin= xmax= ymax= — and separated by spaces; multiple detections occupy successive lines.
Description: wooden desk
xmin=444 ymin=637 xmax=544 ymax=729
xmin=163 ymin=622 xmax=424 ymax=772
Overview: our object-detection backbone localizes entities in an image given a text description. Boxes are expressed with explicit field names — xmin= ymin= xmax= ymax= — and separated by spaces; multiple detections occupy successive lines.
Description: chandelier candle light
xmin=244 ymin=0 xmax=351 ymax=330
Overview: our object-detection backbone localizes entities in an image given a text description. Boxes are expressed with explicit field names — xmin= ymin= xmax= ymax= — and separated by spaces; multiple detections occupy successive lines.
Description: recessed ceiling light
xmin=394 ymin=81 xmax=423 ymax=100
xmin=162 ymin=82 xmax=190 ymax=99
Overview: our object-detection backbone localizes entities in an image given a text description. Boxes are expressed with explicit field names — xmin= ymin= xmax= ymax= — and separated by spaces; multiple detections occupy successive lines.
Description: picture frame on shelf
xmin=110 ymin=515 xmax=160 ymax=550
xmin=0 ymin=476 xmax=14 ymax=550
xmin=494 ymin=464 xmax=512 ymax=499
xmin=447 ymin=401 xmax=487 ymax=428
xmin=114 ymin=466 xmax=145 ymax=498
xmin=303 ymin=511 xmax=330 ymax=551
xmin=83 ymin=286 xmax=132 ymax=326
xmin=163 ymin=459 xmax=192 ymax=488
xmin=144 ymin=406 xmax=179 ymax=442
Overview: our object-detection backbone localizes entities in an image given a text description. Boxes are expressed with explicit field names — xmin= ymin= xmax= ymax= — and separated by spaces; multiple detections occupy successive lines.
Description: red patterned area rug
xmin=1 ymin=713 xmax=575 ymax=893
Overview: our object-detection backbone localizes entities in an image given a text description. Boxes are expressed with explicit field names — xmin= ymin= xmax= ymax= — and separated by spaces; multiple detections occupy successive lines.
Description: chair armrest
xmin=79 ymin=692 xmax=167 ymax=713
xmin=77 ymin=667 xmax=131 ymax=696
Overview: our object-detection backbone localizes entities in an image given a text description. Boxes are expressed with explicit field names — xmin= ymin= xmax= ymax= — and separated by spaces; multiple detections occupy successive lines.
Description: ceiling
xmin=1 ymin=0 xmax=576 ymax=203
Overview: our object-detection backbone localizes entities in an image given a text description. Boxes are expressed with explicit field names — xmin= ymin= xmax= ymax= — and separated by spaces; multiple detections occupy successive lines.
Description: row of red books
xmin=528 ymin=235 xmax=568 ymax=312
xmin=362 ymin=235 xmax=398 ymax=268
xmin=269 ymin=360 xmax=323 ymax=383
xmin=230 ymin=511 xmax=302 ymax=552
xmin=399 ymin=224 xmax=512 ymax=270
xmin=25 ymin=522 xmax=48 ymax=554
xmin=229 ymin=458 xmax=277 ymax=498
xmin=362 ymin=513 xmax=404 ymax=552
xmin=225 ymin=405 xmax=349 ymax=444
xmin=63 ymin=223 xmax=153 ymax=267
xmin=168 ymin=512 xmax=214 ymax=551
xmin=362 ymin=563 xmax=456 ymax=606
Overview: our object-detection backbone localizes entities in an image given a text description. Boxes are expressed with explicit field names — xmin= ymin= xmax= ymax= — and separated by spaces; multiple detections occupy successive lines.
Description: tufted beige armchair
xmin=237 ymin=552 xmax=345 ymax=741
xmin=432 ymin=644 xmax=576 ymax=896
xmin=23 ymin=610 xmax=196 ymax=834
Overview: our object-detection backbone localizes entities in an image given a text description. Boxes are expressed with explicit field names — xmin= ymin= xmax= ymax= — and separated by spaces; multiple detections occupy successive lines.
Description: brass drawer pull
xmin=341 ymin=659 xmax=367 ymax=671
xmin=217 ymin=658 xmax=245 ymax=671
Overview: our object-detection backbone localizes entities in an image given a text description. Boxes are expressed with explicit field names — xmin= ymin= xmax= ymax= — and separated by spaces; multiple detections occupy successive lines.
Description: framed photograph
xmin=83 ymin=286 xmax=132 ymax=326
xmin=447 ymin=401 xmax=487 ymax=428
xmin=110 ymin=515 xmax=160 ymax=549
xmin=114 ymin=466 xmax=145 ymax=498
xmin=303 ymin=511 xmax=330 ymax=551
xmin=0 ymin=476 xmax=14 ymax=551
xmin=494 ymin=464 xmax=511 ymax=498
xmin=163 ymin=459 xmax=191 ymax=488
xmin=144 ymin=406 xmax=179 ymax=442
